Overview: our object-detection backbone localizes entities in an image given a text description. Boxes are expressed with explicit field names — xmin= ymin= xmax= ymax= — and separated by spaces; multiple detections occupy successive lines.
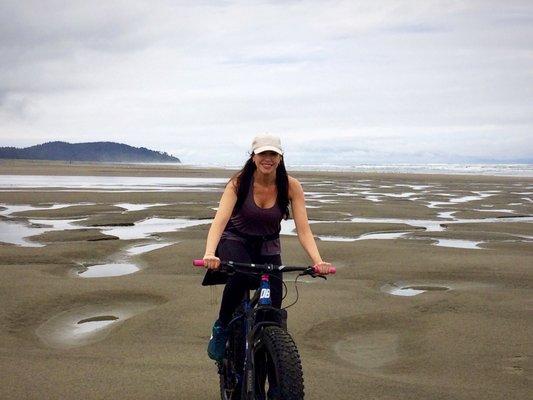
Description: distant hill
xmin=0 ymin=141 xmax=180 ymax=163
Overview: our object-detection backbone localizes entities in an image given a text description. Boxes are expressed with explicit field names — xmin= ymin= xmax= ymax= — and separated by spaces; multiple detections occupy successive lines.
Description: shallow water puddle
xmin=126 ymin=242 xmax=174 ymax=255
xmin=450 ymin=193 xmax=494 ymax=204
xmin=282 ymin=219 xmax=412 ymax=242
xmin=0 ymin=204 xmax=92 ymax=246
xmin=389 ymin=287 xmax=426 ymax=296
xmin=318 ymin=235 xmax=359 ymax=242
xmin=281 ymin=216 xmax=532 ymax=247
xmin=381 ymin=283 xmax=450 ymax=297
xmin=115 ymin=203 xmax=170 ymax=212
xmin=0 ymin=220 xmax=47 ymax=247
xmin=350 ymin=215 xmax=533 ymax=233
xmin=371 ymin=192 xmax=418 ymax=199
xmin=473 ymin=208 xmax=516 ymax=213
xmin=35 ymin=301 xmax=157 ymax=348
xmin=75 ymin=242 xmax=175 ymax=278
xmin=364 ymin=195 xmax=382 ymax=203
xmin=318 ymin=231 xmax=410 ymax=242
xmin=0 ymin=175 xmax=227 ymax=191
xmin=0 ymin=217 xmax=83 ymax=246
xmin=0 ymin=202 xmax=94 ymax=216
xmin=78 ymin=263 xmax=140 ymax=278
xmin=433 ymin=239 xmax=483 ymax=249
xmin=350 ymin=217 xmax=446 ymax=232
xmin=356 ymin=231 xmax=410 ymax=241
xmin=437 ymin=211 xmax=457 ymax=219
xmin=75 ymin=316 xmax=119 ymax=334
xmin=427 ymin=201 xmax=451 ymax=208
xmin=313 ymin=199 xmax=339 ymax=204
xmin=395 ymin=184 xmax=434 ymax=190
xmin=29 ymin=218 xmax=83 ymax=231
xmin=1 ymin=214 xmax=206 ymax=247
xmin=280 ymin=219 xmax=298 ymax=236
xmin=101 ymin=217 xmax=211 ymax=240
xmin=334 ymin=332 xmax=399 ymax=369
xmin=1 ymin=217 xmax=86 ymax=247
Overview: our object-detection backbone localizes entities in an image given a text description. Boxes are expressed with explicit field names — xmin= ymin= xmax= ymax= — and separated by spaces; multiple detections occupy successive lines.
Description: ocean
xmin=285 ymin=163 xmax=533 ymax=177
xmin=183 ymin=163 xmax=533 ymax=178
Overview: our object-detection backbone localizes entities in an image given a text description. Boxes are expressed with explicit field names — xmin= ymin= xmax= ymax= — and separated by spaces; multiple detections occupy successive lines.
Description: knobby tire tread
xmin=260 ymin=325 xmax=304 ymax=400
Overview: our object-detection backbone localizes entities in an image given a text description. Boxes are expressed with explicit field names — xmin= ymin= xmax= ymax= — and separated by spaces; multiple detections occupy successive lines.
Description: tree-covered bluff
xmin=0 ymin=141 xmax=180 ymax=163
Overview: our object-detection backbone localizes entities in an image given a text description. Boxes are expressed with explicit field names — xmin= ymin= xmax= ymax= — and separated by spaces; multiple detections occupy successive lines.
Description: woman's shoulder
xmin=225 ymin=176 xmax=239 ymax=192
xmin=287 ymin=175 xmax=300 ymax=185
xmin=287 ymin=175 xmax=303 ymax=196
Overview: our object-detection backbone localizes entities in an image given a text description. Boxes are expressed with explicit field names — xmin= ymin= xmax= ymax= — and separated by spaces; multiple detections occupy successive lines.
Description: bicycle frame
xmin=226 ymin=274 xmax=284 ymax=399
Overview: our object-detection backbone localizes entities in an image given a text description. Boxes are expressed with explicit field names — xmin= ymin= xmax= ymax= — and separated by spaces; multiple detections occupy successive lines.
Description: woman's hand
xmin=203 ymin=254 xmax=221 ymax=270
xmin=314 ymin=261 xmax=333 ymax=275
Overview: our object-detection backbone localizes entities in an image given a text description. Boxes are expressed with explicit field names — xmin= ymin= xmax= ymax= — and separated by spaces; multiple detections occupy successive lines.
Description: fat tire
xmin=255 ymin=325 xmax=304 ymax=400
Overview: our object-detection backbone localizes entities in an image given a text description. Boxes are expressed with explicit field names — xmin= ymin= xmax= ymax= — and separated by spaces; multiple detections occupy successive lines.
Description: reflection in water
xmin=116 ymin=203 xmax=170 ymax=212
xmin=318 ymin=231 xmax=409 ymax=242
xmin=126 ymin=242 xmax=174 ymax=255
xmin=0 ymin=220 xmax=47 ymax=247
xmin=0 ymin=203 xmax=94 ymax=216
xmin=75 ymin=316 xmax=119 ymax=335
xmin=78 ymin=263 xmax=140 ymax=278
xmin=433 ymin=239 xmax=483 ymax=249
xmin=381 ymin=283 xmax=450 ymax=297
xmin=101 ymin=217 xmax=211 ymax=240
xmin=351 ymin=216 xmax=533 ymax=232
xmin=0 ymin=175 xmax=227 ymax=192
xmin=0 ymin=213 xmax=207 ymax=247
xmin=0 ymin=218 xmax=84 ymax=247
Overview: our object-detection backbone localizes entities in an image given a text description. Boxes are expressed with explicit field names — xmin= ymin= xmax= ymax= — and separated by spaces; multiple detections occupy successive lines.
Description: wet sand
xmin=0 ymin=160 xmax=532 ymax=400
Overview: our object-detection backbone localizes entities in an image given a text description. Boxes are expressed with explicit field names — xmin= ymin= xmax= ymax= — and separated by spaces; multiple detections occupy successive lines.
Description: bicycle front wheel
xmin=254 ymin=325 xmax=304 ymax=400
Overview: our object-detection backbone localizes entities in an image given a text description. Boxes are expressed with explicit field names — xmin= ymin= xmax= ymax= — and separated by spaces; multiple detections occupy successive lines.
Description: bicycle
xmin=193 ymin=259 xmax=336 ymax=400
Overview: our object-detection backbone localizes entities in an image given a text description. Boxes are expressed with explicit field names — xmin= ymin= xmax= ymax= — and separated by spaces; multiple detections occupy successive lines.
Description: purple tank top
xmin=221 ymin=180 xmax=283 ymax=255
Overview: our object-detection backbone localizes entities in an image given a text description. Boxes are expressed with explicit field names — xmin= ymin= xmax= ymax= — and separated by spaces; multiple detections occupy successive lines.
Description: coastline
xmin=1 ymin=159 xmax=532 ymax=178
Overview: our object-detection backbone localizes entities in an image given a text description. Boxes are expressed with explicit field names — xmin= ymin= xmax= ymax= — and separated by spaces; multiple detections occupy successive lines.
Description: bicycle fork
xmin=243 ymin=274 xmax=271 ymax=399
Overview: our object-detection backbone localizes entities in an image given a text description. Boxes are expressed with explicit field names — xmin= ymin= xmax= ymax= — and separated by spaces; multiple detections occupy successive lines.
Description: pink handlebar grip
xmin=313 ymin=265 xmax=336 ymax=275
xmin=193 ymin=259 xmax=206 ymax=267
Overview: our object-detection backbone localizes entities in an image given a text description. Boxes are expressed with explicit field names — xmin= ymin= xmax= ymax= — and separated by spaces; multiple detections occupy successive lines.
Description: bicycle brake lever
xmin=306 ymin=271 xmax=327 ymax=280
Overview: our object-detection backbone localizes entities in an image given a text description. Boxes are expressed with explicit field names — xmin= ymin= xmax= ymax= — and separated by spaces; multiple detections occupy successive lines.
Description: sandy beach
xmin=0 ymin=160 xmax=531 ymax=400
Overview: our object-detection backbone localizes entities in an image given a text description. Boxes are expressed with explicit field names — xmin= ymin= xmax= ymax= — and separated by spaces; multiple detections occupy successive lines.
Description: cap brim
xmin=253 ymin=145 xmax=283 ymax=155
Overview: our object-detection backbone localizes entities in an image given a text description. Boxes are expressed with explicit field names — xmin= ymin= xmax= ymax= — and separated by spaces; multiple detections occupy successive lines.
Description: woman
xmin=201 ymin=134 xmax=332 ymax=361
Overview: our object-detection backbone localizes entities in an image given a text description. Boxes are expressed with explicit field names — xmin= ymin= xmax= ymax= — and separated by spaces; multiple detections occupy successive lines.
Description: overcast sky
xmin=0 ymin=0 xmax=532 ymax=165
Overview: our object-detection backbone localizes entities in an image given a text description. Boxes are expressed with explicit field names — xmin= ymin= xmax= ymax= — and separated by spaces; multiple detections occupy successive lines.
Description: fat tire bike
xmin=193 ymin=259 xmax=336 ymax=400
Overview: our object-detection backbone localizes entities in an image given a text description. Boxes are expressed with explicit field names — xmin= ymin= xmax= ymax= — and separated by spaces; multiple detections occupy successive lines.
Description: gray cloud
xmin=0 ymin=0 xmax=532 ymax=164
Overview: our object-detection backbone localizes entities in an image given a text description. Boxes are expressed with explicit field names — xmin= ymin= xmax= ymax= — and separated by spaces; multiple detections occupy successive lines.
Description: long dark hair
xmin=230 ymin=155 xmax=290 ymax=219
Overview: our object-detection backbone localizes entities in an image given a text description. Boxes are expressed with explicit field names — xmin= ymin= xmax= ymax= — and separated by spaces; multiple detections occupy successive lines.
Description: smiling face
xmin=253 ymin=150 xmax=282 ymax=175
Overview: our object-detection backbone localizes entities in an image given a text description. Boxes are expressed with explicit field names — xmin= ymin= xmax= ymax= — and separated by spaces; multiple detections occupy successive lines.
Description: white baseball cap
xmin=251 ymin=134 xmax=283 ymax=155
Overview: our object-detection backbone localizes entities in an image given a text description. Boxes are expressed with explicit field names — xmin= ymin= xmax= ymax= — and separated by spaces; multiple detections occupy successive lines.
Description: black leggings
xmin=216 ymin=239 xmax=283 ymax=327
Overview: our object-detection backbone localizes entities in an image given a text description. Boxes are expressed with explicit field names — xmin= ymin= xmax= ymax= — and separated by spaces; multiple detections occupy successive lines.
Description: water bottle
xmin=259 ymin=274 xmax=271 ymax=306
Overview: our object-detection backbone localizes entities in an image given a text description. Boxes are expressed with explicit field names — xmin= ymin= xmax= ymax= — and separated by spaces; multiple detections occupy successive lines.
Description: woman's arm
xmin=289 ymin=176 xmax=330 ymax=271
xmin=203 ymin=179 xmax=237 ymax=268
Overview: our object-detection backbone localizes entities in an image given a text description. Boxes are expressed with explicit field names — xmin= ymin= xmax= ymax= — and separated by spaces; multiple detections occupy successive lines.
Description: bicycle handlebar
xmin=193 ymin=259 xmax=336 ymax=275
